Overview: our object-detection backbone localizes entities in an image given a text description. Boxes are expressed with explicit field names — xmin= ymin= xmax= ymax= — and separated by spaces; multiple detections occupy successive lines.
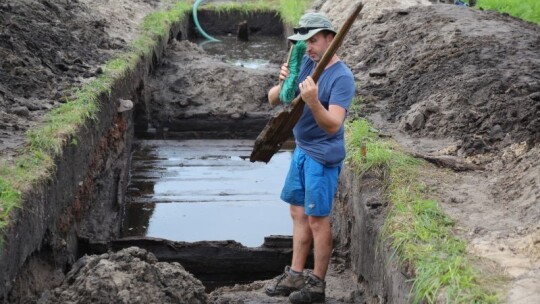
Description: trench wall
xmin=333 ymin=168 xmax=413 ymax=303
xmin=0 ymin=18 xmax=189 ymax=302
xmin=189 ymin=10 xmax=284 ymax=38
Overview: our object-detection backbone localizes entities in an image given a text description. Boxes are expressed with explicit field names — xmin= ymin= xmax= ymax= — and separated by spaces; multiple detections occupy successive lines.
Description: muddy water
xmin=122 ymin=139 xmax=292 ymax=247
xmin=195 ymin=35 xmax=285 ymax=69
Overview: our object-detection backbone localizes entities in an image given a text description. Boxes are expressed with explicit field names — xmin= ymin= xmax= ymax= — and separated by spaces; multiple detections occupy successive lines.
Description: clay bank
xmin=1 ymin=0 xmax=540 ymax=303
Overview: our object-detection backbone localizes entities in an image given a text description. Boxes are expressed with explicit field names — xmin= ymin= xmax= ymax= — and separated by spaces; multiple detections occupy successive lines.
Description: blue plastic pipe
xmin=193 ymin=0 xmax=220 ymax=42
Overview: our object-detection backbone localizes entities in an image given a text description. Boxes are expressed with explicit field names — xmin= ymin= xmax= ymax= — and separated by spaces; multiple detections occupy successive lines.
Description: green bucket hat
xmin=287 ymin=12 xmax=337 ymax=42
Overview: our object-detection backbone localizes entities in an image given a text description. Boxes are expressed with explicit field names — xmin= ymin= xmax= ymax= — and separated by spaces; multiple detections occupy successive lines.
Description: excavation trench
xmin=3 ymin=10 xmax=409 ymax=303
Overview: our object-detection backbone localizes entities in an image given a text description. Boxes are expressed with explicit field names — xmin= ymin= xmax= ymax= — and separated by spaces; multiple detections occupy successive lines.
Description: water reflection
xmin=195 ymin=35 xmax=285 ymax=69
xmin=122 ymin=139 xmax=292 ymax=247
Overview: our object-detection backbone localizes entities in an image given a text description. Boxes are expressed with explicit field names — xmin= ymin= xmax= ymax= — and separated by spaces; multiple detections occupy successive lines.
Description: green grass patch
xmin=278 ymin=0 xmax=312 ymax=25
xmin=0 ymin=178 xmax=21 ymax=230
xmin=199 ymin=0 xmax=276 ymax=15
xmin=197 ymin=0 xmax=313 ymax=26
xmin=346 ymin=119 xmax=498 ymax=303
xmin=476 ymin=0 xmax=540 ymax=25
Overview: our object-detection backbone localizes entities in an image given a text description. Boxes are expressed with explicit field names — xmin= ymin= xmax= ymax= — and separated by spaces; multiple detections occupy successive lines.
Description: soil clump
xmin=338 ymin=4 xmax=540 ymax=156
xmin=37 ymin=247 xmax=207 ymax=304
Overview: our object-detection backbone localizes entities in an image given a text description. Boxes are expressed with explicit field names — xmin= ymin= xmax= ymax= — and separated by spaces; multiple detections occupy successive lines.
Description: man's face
xmin=306 ymin=32 xmax=334 ymax=62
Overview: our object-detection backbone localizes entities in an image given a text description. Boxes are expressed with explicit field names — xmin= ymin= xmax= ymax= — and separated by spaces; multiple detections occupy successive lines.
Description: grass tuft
xmin=199 ymin=0 xmax=276 ymax=15
xmin=346 ymin=118 xmax=498 ymax=303
xmin=278 ymin=0 xmax=312 ymax=25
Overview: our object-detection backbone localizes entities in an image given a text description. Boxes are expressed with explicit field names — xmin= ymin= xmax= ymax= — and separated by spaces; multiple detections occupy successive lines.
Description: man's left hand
xmin=299 ymin=76 xmax=318 ymax=108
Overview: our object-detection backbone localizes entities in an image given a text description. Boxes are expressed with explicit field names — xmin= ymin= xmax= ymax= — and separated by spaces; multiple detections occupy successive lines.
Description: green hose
xmin=193 ymin=0 xmax=220 ymax=42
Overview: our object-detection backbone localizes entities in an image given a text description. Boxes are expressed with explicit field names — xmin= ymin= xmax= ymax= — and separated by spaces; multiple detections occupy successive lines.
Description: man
xmin=265 ymin=12 xmax=355 ymax=304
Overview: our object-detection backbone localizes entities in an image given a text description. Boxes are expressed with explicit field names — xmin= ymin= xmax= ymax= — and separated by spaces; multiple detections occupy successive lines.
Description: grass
xmin=278 ymin=0 xmax=312 ymax=25
xmin=198 ymin=0 xmax=276 ymax=15
xmin=476 ymin=0 xmax=540 ymax=25
xmin=346 ymin=119 xmax=499 ymax=304
xmin=197 ymin=0 xmax=312 ymax=25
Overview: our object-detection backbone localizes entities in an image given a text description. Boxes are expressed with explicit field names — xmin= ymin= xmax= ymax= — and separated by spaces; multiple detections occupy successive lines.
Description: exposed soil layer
xmin=143 ymin=40 xmax=279 ymax=138
xmin=339 ymin=4 xmax=540 ymax=156
xmin=0 ymin=0 xmax=107 ymax=155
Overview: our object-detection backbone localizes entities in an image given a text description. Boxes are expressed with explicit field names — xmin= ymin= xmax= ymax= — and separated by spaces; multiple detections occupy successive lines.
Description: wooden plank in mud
xmin=82 ymin=236 xmax=313 ymax=278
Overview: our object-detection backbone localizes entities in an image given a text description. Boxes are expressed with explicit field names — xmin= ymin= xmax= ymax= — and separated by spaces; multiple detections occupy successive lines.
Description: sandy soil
xmin=1 ymin=0 xmax=539 ymax=302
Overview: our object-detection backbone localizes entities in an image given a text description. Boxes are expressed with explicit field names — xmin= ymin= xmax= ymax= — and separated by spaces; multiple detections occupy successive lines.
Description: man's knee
xmin=308 ymin=216 xmax=331 ymax=233
xmin=290 ymin=205 xmax=308 ymax=222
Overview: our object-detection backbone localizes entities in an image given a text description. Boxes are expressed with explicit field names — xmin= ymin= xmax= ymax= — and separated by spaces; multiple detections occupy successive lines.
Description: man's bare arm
xmin=267 ymin=62 xmax=290 ymax=106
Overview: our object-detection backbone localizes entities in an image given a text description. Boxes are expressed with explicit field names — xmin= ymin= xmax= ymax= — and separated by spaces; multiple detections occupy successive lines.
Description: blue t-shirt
xmin=293 ymin=55 xmax=355 ymax=167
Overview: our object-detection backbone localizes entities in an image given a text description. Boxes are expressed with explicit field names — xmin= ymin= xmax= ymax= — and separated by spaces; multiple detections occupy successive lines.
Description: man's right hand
xmin=279 ymin=62 xmax=290 ymax=83
xmin=269 ymin=62 xmax=291 ymax=106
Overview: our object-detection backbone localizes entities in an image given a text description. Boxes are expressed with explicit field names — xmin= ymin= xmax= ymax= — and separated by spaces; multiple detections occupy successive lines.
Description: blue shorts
xmin=280 ymin=148 xmax=342 ymax=217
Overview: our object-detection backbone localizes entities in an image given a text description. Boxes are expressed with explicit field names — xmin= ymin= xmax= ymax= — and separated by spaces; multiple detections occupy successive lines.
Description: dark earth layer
xmin=0 ymin=0 xmax=126 ymax=155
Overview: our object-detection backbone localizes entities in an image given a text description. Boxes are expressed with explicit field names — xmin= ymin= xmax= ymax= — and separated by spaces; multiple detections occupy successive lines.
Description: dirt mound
xmin=340 ymin=4 xmax=540 ymax=155
xmin=0 ymin=0 xmax=122 ymax=154
xmin=37 ymin=247 xmax=207 ymax=304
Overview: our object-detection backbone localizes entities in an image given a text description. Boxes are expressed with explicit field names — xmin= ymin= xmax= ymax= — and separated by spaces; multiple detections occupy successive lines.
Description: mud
xmin=37 ymin=247 xmax=207 ymax=304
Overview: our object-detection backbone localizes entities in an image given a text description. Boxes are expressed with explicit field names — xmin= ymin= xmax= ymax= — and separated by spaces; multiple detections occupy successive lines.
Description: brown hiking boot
xmin=288 ymin=272 xmax=326 ymax=303
xmin=265 ymin=266 xmax=305 ymax=297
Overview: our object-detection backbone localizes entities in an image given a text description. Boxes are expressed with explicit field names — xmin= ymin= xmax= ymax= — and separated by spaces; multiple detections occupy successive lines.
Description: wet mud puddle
xmin=122 ymin=139 xmax=292 ymax=247
xmin=195 ymin=35 xmax=284 ymax=69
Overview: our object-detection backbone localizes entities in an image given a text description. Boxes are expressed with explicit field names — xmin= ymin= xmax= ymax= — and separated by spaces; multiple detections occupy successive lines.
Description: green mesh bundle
xmin=279 ymin=40 xmax=307 ymax=104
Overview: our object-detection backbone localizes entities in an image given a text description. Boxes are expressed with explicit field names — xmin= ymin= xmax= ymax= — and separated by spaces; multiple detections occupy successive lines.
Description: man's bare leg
xmin=290 ymin=205 xmax=312 ymax=272
xmin=309 ymin=215 xmax=332 ymax=279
